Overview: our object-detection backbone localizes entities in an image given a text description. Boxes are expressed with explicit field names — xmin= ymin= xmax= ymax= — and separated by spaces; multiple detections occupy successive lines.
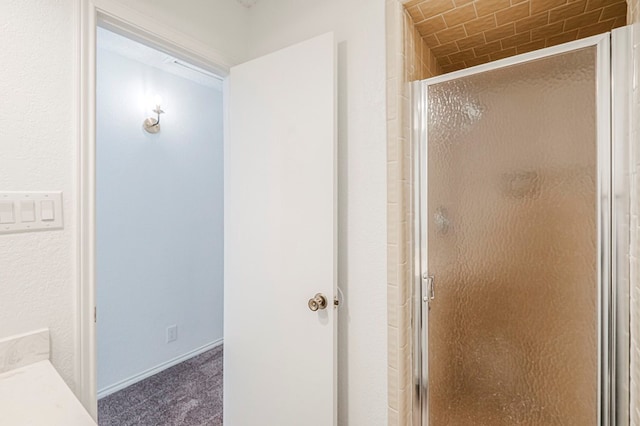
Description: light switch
xmin=41 ymin=200 xmax=55 ymax=221
xmin=0 ymin=201 xmax=15 ymax=224
xmin=0 ymin=192 xmax=63 ymax=234
xmin=20 ymin=201 xmax=35 ymax=222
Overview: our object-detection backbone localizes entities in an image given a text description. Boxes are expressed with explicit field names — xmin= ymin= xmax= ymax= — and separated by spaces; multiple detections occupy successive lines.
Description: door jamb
xmin=76 ymin=0 xmax=233 ymax=417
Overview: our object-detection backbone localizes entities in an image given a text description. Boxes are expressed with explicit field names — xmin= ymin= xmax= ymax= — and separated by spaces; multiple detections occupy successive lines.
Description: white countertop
xmin=0 ymin=360 xmax=96 ymax=426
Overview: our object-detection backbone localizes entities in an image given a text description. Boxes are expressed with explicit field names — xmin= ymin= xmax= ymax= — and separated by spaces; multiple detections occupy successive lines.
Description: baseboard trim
xmin=97 ymin=338 xmax=223 ymax=399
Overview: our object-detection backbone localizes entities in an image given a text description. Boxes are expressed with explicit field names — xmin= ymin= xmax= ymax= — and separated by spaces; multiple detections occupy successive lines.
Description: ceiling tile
xmin=474 ymin=40 xmax=503 ymax=55
xmin=531 ymin=0 xmax=568 ymax=14
xmin=576 ymin=18 xmax=616 ymax=36
xmin=475 ymin=0 xmax=512 ymax=16
xmin=546 ymin=29 xmax=579 ymax=45
xmin=436 ymin=25 xmax=468 ymax=44
xmin=484 ymin=22 xmax=516 ymax=41
xmin=416 ymin=15 xmax=448 ymax=35
xmin=601 ymin=1 xmax=627 ymax=19
xmin=407 ymin=5 xmax=425 ymax=23
xmin=516 ymin=38 xmax=546 ymax=53
xmin=515 ymin=12 xmax=549 ymax=32
xmin=491 ymin=47 xmax=517 ymax=60
xmin=496 ymin=2 xmax=532 ymax=25
xmin=465 ymin=14 xmax=498 ymax=34
xmin=423 ymin=34 xmax=439 ymax=46
xmin=465 ymin=55 xmax=492 ymax=66
xmin=457 ymin=33 xmax=487 ymax=50
xmin=432 ymin=41 xmax=461 ymax=56
xmin=449 ymin=49 xmax=477 ymax=62
xmin=613 ymin=15 xmax=626 ymax=26
xmin=443 ymin=4 xmax=478 ymax=26
xmin=419 ymin=0 xmax=456 ymax=18
xmin=501 ymin=31 xmax=532 ymax=48
xmin=585 ymin=0 xmax=614 ymax=10
xmin=563 ymin=9 xmax=602 ymax=30
xmin=549 ymin=1 xmax=587 ymax=22
xmin=531 ymin=20 xmax=565 ymax=39
xmin=441 ymin=62 xmax=466 ymax=73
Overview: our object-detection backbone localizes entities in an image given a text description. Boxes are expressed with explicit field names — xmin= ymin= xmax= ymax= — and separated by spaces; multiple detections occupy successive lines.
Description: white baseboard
xmin=97 ymin=338 xmax=223 ymax=399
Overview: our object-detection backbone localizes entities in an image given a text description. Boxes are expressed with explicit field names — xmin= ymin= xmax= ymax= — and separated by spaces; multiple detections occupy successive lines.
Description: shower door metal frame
xmin=411 ymin=29 xmax=631 ymax=426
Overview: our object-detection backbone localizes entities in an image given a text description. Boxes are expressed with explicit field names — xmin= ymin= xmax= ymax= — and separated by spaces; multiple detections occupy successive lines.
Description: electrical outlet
xmin=166 ymin=325 xmax=178 ymax=343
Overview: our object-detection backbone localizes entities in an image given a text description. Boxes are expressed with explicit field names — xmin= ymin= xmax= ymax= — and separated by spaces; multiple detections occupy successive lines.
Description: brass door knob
xmin=308 ymin=293 xmax=328 ymax=311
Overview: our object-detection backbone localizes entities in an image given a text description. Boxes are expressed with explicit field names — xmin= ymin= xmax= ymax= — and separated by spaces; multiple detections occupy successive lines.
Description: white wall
xmin=96 ymin=42 xmax=224 ymax=392
xmin=0 ymin=0 xmax=248 ymax=391
xmin=246 ymin=1 xmax=388 ymax=424
xmin=0 ymin=0 xmax=78 ymax=387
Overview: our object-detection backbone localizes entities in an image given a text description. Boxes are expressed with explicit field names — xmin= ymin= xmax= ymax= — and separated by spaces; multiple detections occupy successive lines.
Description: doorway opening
xmin=80 ymin=5 xmax=339 ymax=423
xmin=95 ymin=26 xmax=224 ymax=425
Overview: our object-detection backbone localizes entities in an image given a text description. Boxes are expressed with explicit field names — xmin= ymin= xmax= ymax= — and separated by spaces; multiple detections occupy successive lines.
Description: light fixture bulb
xmin=153 ymin=95 xmax=163 ymax=111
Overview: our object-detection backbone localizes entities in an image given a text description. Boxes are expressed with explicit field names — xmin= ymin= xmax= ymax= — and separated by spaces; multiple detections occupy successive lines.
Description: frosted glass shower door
xmin=421 ymin=39 xmax=609 ymax=425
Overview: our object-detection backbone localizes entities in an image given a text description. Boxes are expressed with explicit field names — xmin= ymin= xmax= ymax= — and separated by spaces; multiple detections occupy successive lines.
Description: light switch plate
xmin=0 ymin=192 xmax=63 ymax=234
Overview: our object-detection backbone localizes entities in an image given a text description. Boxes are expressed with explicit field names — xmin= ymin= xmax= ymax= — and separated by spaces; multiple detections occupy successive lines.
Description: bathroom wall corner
xmin=386 ymin=1 xmax=441 ymax=424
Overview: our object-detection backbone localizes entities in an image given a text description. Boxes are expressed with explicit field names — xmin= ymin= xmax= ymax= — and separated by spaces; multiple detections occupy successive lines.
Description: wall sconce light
xmin=143 ymin=95 xmax=164 ymax=134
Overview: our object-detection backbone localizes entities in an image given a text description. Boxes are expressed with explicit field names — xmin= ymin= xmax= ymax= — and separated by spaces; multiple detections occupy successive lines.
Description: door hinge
xmin=94 ymin=306 xmax=97 ymax=323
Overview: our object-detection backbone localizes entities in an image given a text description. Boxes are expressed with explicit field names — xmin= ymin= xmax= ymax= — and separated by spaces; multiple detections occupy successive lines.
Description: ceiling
xmin=404 ymin=0 xmax=626 ymax=73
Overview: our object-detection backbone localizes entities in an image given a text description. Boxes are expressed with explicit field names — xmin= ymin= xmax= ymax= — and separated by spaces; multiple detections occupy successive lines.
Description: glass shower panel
xmin=426 ymin=47 xmax=598 ymax=425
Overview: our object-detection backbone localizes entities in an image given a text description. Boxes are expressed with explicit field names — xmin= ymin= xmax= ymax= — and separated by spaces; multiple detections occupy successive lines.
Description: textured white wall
xmin=246 ymin=1 xmax=388 ymax=425
xmin=0 ymin=0 xmax=78 ymax=387
xmin=0 ymin=0 xmax=248 ymax=392
xmin=96 ymin=46 xmax=224 ymax=392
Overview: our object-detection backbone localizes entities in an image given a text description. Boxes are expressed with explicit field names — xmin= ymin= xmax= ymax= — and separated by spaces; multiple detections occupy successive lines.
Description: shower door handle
xmin=422 ymin=274 xmax=434 ymax=303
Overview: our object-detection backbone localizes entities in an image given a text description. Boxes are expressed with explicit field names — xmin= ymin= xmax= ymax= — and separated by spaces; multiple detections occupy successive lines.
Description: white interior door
xmin=224 ymin=33 xmax=337 ymax=426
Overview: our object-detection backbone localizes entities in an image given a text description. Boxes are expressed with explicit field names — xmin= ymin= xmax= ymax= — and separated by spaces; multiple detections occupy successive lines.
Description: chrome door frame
xmin=411 ymin=29 xmax=631 ymax=426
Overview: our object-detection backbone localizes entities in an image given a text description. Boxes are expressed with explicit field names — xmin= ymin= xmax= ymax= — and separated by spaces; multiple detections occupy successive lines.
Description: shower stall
xmin=412 ymin=29 xmax=631 ymax=425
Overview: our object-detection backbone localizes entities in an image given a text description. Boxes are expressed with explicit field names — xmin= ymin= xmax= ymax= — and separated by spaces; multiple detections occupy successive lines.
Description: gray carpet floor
xmin=98 ymin=345 xmax=223 ymax=426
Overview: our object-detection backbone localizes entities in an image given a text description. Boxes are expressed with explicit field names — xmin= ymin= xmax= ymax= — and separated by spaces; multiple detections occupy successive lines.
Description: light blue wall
xmin=96 ymin=47 xmax=223 ymax=392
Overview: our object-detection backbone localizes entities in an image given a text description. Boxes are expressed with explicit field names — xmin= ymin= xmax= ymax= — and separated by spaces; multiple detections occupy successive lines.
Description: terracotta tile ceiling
xmin=404 ymin=0 xmax=626 ymax=73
